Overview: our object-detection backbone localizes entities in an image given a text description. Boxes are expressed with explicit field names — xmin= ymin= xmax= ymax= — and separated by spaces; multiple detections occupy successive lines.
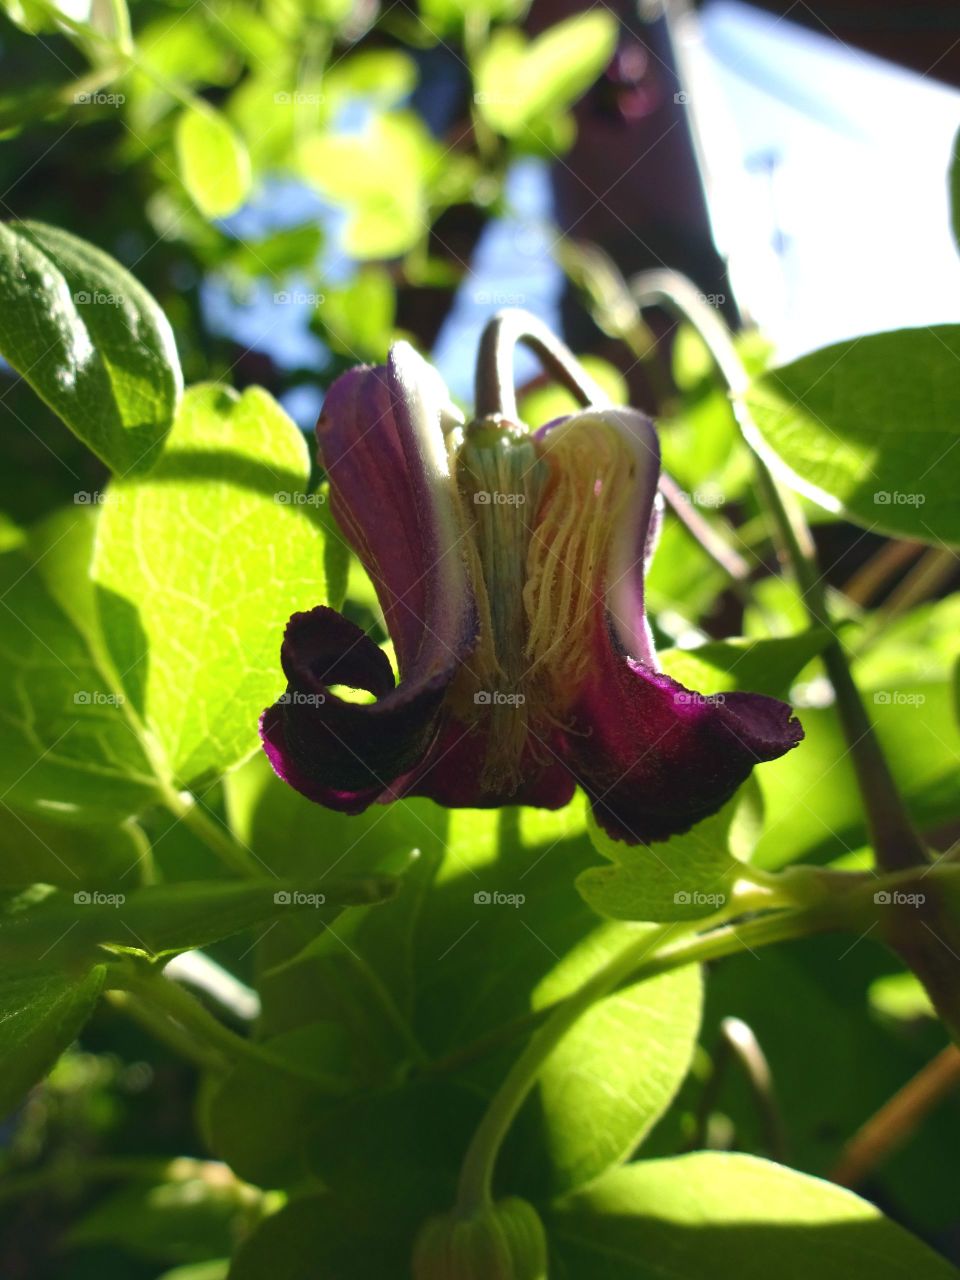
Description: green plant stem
xmin=105 ymin=988 xmax=227 ymax=1071
xmin=113 ymin=967 xmax=258 ymax=1062
xmin=455 ymin=922 xmax=678 ymax=1214
xmin=110 ymin=963 xmax=349 ymax=1092
xmin=629 ymin=270 xmax=927 ymax=875
xmin=474 ymin=309 xmax=607 ymax=420
xmin=473 ymin=308 xmax=753 ymax=591
xmin=453 ymin=896 xmax=855 ymax=1213
xmin=162 ymin=787 xmax=261 ymax=877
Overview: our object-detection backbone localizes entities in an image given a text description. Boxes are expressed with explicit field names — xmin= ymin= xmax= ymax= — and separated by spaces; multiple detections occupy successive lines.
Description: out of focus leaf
xmin=474 ymin=13 xmax=616 ymax=138
xmin=68 ymin=1163 xmax=261 ymax=1263
xmin=660 ymin=630 xmax=832 ymax=699
xmin=519 ymin=356 xmax=627 ymax=427
xmin=299 ymin=113 xmax=436 ymax=258
xmin=315 ymin=267 xmax=395 ymax=362
xmin=175 ymin=102 xmax=252 ymax=219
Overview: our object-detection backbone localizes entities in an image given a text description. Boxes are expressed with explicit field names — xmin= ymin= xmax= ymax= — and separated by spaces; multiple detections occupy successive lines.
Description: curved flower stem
xmin=658 ymin=471 xmax=753 ymax=588
xmin=474 ymin=308 xmax=755 ymax=593
xmin=474 ymin=309 xmax=607 ymax=420
xmin=162 ymin=786 xmax=261 ymax=878
xmin=628 ymin=270 xmax=927 ymax=875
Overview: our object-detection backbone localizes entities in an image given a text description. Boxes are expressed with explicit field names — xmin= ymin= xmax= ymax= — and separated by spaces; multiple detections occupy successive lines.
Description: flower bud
xmin=413 ymin=1197 xmax=548 ymax=1280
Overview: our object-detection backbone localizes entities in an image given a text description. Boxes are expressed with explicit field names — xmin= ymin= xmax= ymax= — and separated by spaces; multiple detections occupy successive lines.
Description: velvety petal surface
xmin=317 ymin=341 xmax=468 ymax=673
xmin=533 ymin=406 xmax=801 ymax=843
xmin=563 ymin=614 xmax=803 ymax=843
xmin=402 ymin=719 xmax=576 ymax=811
xmin=260 ymin=606 xmax=457 ymax=812
xmin=262 ymin=343 xmax=475 ymax=810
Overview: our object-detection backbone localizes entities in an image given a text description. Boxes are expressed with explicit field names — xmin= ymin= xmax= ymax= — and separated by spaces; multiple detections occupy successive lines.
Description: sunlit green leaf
xmin=745 ymin=329 xmax=960 ymax=544
xmin=93 ymin=384 xmax=331 ymax=787
xmin=549 ymin=1153 xmax=960 ymax=1278
xmin=0 ymin=510 xmax=163 ymax=821
xmin=0 ymin=220 xmax=182 ymax=474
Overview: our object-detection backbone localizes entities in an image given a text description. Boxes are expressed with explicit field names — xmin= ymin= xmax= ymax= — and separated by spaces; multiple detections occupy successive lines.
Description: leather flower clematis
xmin=261 ymin=319 xmax=802 ymax=844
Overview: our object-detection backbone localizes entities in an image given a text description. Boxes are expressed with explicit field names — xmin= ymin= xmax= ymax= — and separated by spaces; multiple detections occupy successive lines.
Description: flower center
xmin=448 ymin=415 xmax=637 ymax=795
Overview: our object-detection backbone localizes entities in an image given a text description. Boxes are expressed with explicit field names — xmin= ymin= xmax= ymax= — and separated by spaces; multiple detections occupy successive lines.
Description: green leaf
xmin=415 ymin=804 xmax=702 ymax=1197
xmin=315 ymin=267 xmax=395 ymax=362
xmin=157 ymin=1264 xmax=228 ymax=1280
xmin=0 ymin=809 xmax=149 ymax=889
xmin=577 ymin=796 xmax=748 ymax=924
xmin=175 ymin=102 xmax=252 ymax=219
xmin=0 ymin=510 xmax=163 ymax=821
xmin=0 ymin=963 xmax=106 ymax=1119
xmin=203 ymin=1023 xmax=351 ymax=1186
xmin=68 ymin=1164 xmax=260 ymax=1264
xmin=744 ymin=329 xmax=960 ymax=544
xmin=93 ymin=384 xmax=331 ymax=787
xmin=298 ymin=113 xmax=432 ymax=259
xmin=227 ymin=1189 xmax=420 ymax=1280
xmin=660 ymin=630 xmax=832 ymax=699
xmin=474 ymin=13 xmax=617 ymax=137
xmin=0 ymin=220 xmax=181 ymax=474
xmin=503 ymin=928 xmax=701 ymax=1198
xmin=754 ymin=677 xmax=960 ymax=868
xmin=549 ymin=1153 xmax=960 ymax=1278
xmin=645 ymin=516 xmax=726 ymax=622
xmin=419 ymin=0 xmax=528 ymax=36
xmin=0 ymin=875 xmax=395 ymax=969
xmin=322 ymin=50 xmax=418 ymax=106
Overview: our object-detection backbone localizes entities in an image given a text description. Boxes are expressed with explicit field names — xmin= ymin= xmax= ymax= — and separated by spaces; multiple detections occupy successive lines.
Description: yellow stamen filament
xmin=524 ymin=419 xmax=636 ymax=696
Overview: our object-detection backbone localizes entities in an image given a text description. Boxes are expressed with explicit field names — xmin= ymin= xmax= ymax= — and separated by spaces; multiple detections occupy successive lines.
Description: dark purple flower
xmin=261 ymin=341 xmax=802 ymax=844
